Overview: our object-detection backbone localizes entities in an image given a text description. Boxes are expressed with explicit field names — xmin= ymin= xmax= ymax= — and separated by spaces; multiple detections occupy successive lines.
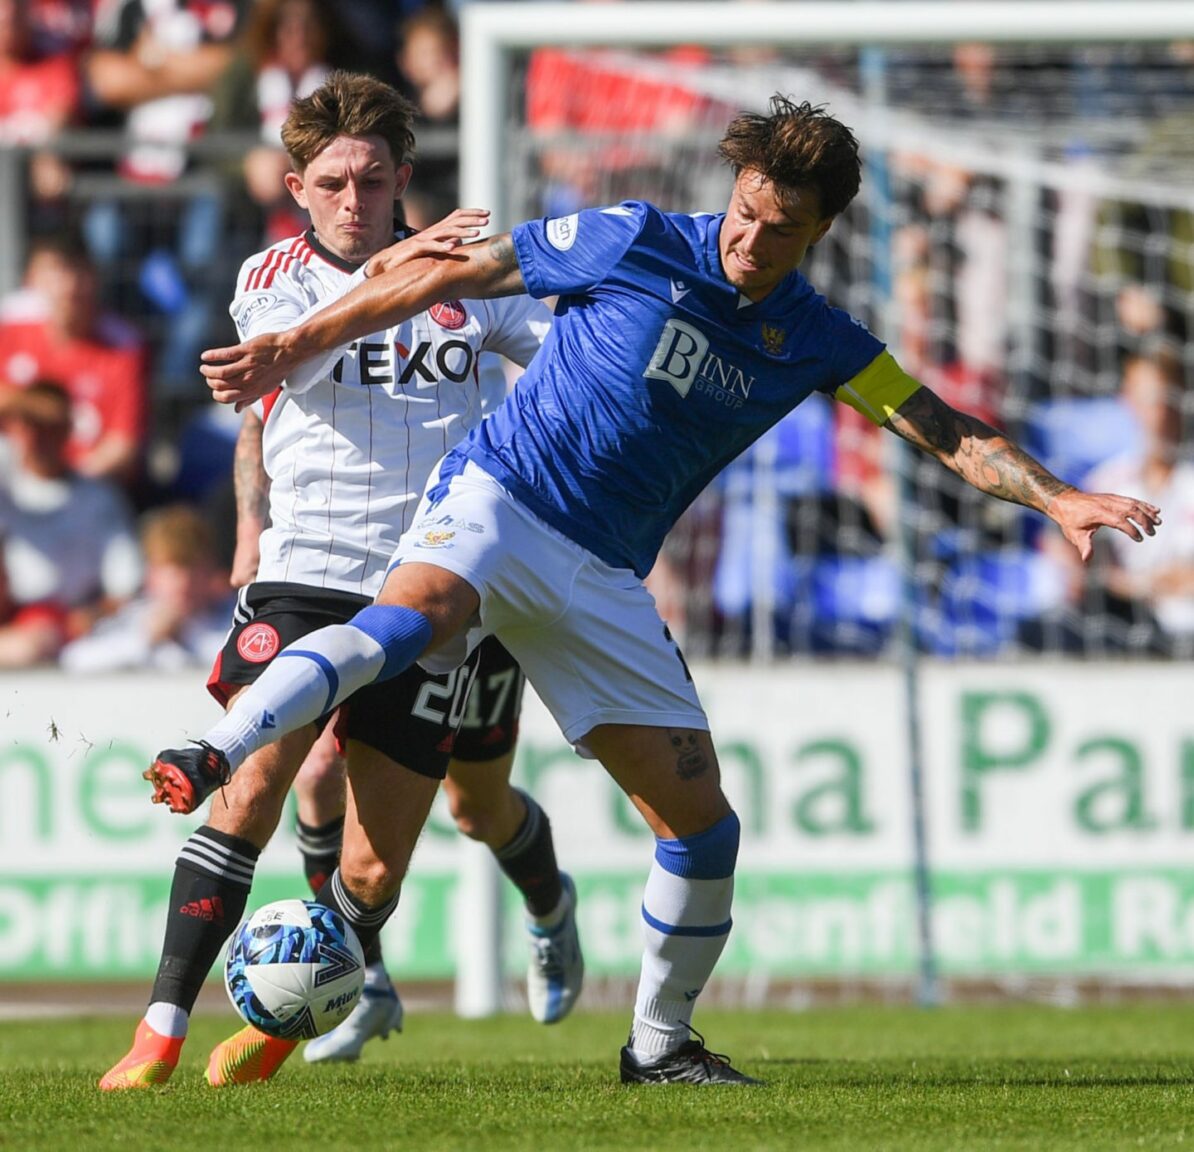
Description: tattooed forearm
xmin=888 ymin=387 xmax=1074 ymax=514
xmin=669 ymin=729 xmax=710 ymax=781
xmin=234 ymin=411 xmax=268 ymax=526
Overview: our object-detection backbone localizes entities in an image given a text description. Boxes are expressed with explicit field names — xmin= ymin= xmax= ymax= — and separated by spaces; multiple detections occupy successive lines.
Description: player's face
xmin=719 ymin=169 xmax=834 ymax=301
xmin=286 ymin=135 xmax=412 ymax=263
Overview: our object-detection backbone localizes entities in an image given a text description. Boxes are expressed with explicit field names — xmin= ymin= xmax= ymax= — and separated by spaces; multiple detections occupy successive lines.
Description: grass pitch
xmin=1 ymin=1004 xmax=1191 ymax=1151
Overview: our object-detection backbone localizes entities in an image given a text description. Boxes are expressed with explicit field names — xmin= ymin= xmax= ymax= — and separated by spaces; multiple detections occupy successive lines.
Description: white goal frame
xmin=452 ymin=0 xmax=1194 ymax=1017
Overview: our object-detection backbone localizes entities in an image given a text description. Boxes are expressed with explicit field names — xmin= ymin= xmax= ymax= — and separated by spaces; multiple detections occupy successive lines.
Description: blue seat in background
xmin=931 ymin=549 xmax=1068 ymax=656
xmin=1023 ymin=397 xmax=1141 ymax=487
xmin=802 ymin=554 xmax=901 ymax=654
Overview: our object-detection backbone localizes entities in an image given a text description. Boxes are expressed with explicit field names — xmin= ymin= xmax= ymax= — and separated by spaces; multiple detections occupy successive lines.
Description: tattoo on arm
xmin=481 ymin=233 xmax=526 ymax=295
xmin=888 ymin=387 xmax=1073 ymax=513
xmin=234 ymin=412 xmax=268 ymax=526
xmin=669 ymin=729 xmax=709 ymax=781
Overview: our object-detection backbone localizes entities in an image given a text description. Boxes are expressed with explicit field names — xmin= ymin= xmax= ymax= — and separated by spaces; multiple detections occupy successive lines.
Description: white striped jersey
xmin=230 ymin=228 xmax=552 ymax=597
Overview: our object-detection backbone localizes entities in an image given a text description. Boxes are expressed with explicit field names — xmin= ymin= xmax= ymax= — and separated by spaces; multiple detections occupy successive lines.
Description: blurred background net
xmin=4 ymin=15 xmax=1194 ymax=667
xmin=497 ymin=38 xmax=1194 ymax=662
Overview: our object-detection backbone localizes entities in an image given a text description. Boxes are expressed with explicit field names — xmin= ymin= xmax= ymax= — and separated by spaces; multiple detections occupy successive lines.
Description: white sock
xmin=205 ymin=624 xmax=386 ymax=769
xmin=363 ymin=963 xmax=392 ymax=993
xmin=629 ymin=855 xmax=734 ymax=1061
xmin=145 ymin=1001 xmax=189 ymax=1039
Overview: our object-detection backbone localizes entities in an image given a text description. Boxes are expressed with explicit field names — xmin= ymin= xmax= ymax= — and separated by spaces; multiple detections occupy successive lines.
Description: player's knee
xmin=349 ymin=603 xmax=432 ymax=680
xmin=341 ymin=853 xmax=405 ymax=906
xmin=656 ymin=810 xmax=740 ymax=878
xmin=447 ymin=794 xmax=493 ymax=842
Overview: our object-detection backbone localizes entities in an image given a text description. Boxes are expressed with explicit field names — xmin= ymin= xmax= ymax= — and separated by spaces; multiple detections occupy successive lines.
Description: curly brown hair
xmin=717 ymin=95 xmax=861 ymax=218
xmin=281 ymin=70 xmax=417 ymax=172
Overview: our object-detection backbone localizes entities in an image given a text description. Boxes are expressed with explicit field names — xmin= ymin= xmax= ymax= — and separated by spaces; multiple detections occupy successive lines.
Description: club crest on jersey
xmin=237 ymin=623 xmax=280 ymax=663
xmin=760 ymin=323 xmax=786 ymax=355
xmin=430 ymin=300 xmax=467 ymax=330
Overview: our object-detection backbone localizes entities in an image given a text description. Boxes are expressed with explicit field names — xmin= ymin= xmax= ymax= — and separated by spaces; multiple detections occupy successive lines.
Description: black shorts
xmin=209 ymin=582 xmax=523 ymax=778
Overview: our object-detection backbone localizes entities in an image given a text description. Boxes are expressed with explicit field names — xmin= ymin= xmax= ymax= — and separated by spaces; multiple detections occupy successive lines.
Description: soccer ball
xmin=224 ymin=899 xmax=365 ymax=1040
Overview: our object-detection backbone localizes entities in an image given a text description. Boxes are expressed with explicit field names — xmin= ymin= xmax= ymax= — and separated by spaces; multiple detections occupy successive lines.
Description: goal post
xmin=452 ymin=1 xmax=1194 ymax=1016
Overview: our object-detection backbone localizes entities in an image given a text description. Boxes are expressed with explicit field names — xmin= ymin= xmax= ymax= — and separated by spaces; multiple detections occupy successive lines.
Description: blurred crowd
xmin=0 ymin=0 xmax=463 ymax=671
xmin=2 ymin=0 xmax=1194 ymax=668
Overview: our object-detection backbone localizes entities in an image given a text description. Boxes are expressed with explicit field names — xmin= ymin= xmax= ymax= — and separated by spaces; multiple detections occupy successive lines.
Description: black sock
xmin=314 ymin=868 xmax=398 ymax=961
xmin=296 ymin=815 xmax=344 ymax=896
xmin=149 ymin=827 xmax=259 ymax=1011
xmin=495 ymin=790 xmax=563 ymax=917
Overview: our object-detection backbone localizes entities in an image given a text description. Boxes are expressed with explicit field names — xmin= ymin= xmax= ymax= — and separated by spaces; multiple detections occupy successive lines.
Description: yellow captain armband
xmin=833 ymin=351 xmax=921 ymax=426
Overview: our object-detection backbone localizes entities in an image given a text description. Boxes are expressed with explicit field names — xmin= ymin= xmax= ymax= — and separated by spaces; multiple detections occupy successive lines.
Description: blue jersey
xmin=451 ymin=201 xmax=917 ymax=577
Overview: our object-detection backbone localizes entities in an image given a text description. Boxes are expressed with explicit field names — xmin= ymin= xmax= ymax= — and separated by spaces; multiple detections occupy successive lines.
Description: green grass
xmin=1 ymin=1005 xmax=1192 ymax=1151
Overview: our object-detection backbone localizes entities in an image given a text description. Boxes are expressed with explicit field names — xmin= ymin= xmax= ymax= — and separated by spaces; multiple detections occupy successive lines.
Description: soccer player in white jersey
xmin=99 ymin=72 xmax=582 ymax=1092
xmin=165 ymin=96 xmax=1160 ymax=1084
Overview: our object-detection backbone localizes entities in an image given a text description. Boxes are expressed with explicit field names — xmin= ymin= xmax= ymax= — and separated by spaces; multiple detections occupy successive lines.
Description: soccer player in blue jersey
xmin=161 ymin=96 xmax=1160 ymax=1084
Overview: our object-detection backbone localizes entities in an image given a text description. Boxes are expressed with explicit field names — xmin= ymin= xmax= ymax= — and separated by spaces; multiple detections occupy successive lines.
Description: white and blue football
xmin=224 ymin=899 xmax=365 ymax=1039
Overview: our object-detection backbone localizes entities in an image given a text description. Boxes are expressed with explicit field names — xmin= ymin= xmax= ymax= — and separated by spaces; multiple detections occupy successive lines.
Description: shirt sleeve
xmin=229 ymin=257 xmax=369 ymax=395
xmin=833 ymin=349 xmax=922 ymax=426
xmin=478 ymin=295 xmax=553 ymax=367
xmin=512 ymin=202 xmax=648 ymax=299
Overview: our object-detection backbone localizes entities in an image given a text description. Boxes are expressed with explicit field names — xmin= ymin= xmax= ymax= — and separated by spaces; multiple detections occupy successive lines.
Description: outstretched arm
xmin=885 ymin=385 xmax=1161 ymax=561
xmin=201 ymin=228 xmax=525 ymax=409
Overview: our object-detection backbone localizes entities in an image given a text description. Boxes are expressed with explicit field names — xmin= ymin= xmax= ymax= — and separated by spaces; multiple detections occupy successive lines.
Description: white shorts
xmin=389 ymin=460 xmax=708 ymax=751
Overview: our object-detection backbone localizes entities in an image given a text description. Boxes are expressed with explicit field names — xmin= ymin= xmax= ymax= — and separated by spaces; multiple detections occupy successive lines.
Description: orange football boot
xmin=206 ymin=1025 xmax=298 ymax=1086
xmin=98 ymin=1020 xmax=185 ymax=1091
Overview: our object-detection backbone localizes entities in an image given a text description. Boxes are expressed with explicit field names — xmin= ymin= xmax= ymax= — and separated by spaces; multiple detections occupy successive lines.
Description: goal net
xmin=461 ymin=2 xmax=1194 ymax=664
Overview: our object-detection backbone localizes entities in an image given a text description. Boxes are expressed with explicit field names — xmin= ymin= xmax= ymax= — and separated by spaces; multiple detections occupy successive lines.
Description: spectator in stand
xmin=25 ymin=0 xmax=92 ymax=58
xmin=0 ymin=381 xmax=142 ymax=645
xmin=82 ymin=0 xmax=249 ymax=392
xmin=0 ymin=234 xmax=148 ymax=490
xmin=60 ymin=502 xmax=232 ymax=672
xmin=391 ymin=4 xmax=460 ymax=228
xmin=1020 ymin=346 xmax=1193 ymax=656
xmin=1083 ymin=347 xmax=1194 ymax=653
xmin=0 ymin=532 xmax=67 ymax=667
xmin=208 ymin=0 xmax=342 ymax=247
xmin=0 ymin=0 xmax=81 ymax=227
xmin=397 ymin=5 xmax=458 ymax=125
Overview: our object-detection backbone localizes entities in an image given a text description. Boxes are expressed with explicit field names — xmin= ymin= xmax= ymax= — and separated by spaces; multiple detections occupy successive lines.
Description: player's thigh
xmin=585 ymin=723 xmax=730 ymax=841
xmin=339 ymin=740 xmax=441 ymax=899
xmin=500 ymin=556 xmax=707 ymax=752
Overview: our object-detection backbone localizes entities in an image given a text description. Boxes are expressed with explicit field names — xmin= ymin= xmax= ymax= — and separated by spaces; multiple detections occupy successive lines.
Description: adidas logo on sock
xmin=260 ymin=710 xmax=277 ymax=730
xmin=179 ymin=897 xmax=225 ymax=924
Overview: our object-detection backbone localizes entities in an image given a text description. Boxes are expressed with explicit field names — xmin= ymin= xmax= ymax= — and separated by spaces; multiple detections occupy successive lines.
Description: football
xmin=224 ymin=899 xmax=365 ymax=1040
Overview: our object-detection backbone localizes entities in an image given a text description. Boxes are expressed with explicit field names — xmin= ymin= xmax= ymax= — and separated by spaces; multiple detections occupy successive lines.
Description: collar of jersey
xmin=303 ymin=228 xmax=365 ymax=272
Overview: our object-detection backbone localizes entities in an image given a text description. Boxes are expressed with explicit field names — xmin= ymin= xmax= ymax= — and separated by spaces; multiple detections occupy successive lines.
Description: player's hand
xmin=1050 ymin=489 xmax=1162 ymax=562
xmin=201 ymin=332 xmax=294 ymax=411
xmin=365 ymin=208 xmax=489 ymax=277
